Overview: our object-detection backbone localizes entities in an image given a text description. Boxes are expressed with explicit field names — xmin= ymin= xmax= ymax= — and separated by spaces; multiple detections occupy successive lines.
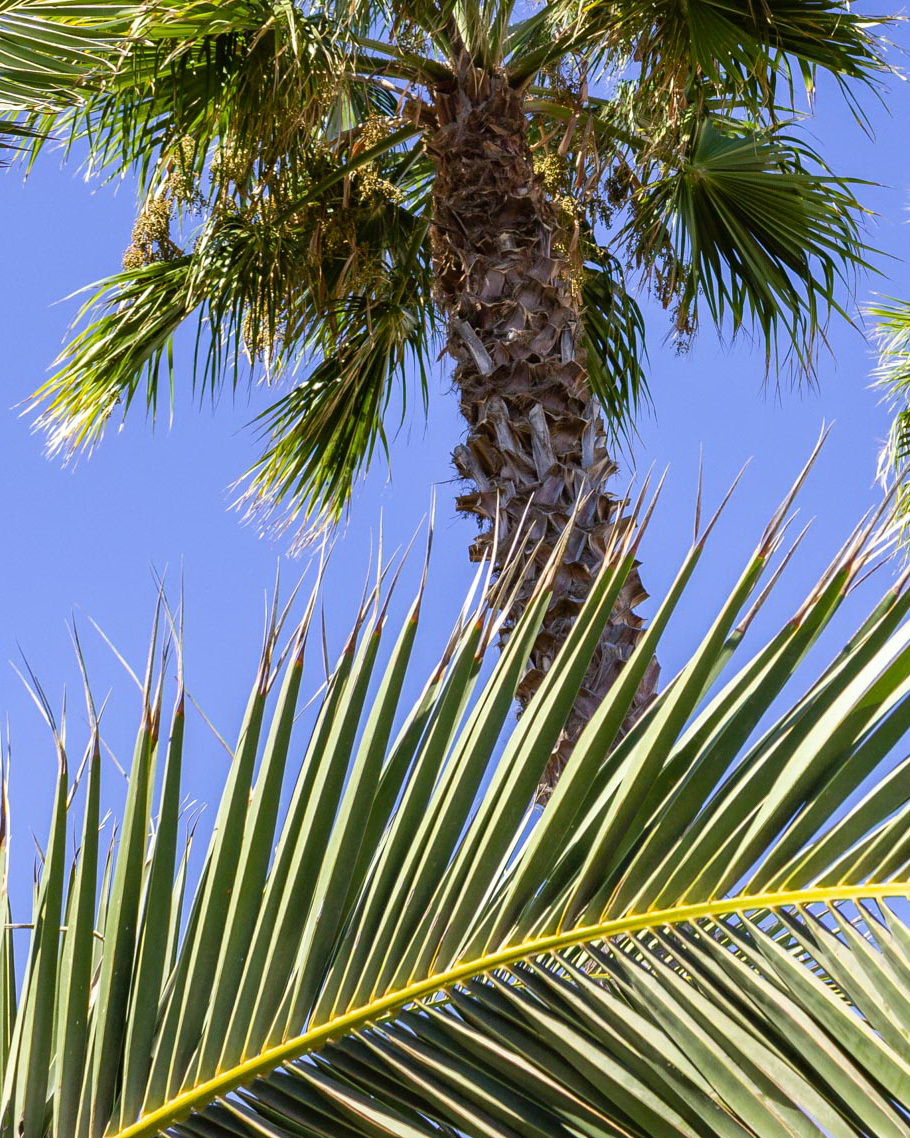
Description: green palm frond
xmin=30 ymin=257 xmax=196 ymax=457
xmin=605 ymin=0 xmax=888 ymax=111
xmin=580 ymin=254 xmax=649 ymax=438
xmin=51 ymin=4 xmax=362 ymax=193
xmin=20 ymin=0 xmax=432 ymax=534
xmin=239 ymin=279 xmax=436 ymax=540
xmin=24 ymin=0 xmax=434 ymax=194
xmin=508 ymin=0 xmax=886 ymax=106
xmin=623 ymin=117 xmax=872 ymax=374
xmin=6 ymin=468 xmax=910 ymax=1135
xmin=31 ymin=125 xmax=434 ymax=516
xmin=0 ymin=114 xmax=38 ymax=161
xmin=871 ymin=299 xmax=910 ymax=541
xmin=0 ymin=1 xmax=144 ymax=109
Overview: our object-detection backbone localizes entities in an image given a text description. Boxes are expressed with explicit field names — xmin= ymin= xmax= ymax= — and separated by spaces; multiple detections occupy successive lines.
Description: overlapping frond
xmin=238 ymin=283 xmax=435 ymax=542
xmin=507 ymin=0 xmax=887 ymax=107
xmin=0 ymin=114 xmax=37 ymax=161
xmin=267 ymin=901 xmax=910 ymax=1138
xmin=47 ymin=3 xmax=359 ymax=192
xmin=872 ymin=299 xmax=910 ymax=541
xmin=31 ymin=124 xmax=436 ymax=531
xmin=5 ymin=469 xmax=910 ymax=1135
xmin=0 ymin=1 xmax=143 ymax=110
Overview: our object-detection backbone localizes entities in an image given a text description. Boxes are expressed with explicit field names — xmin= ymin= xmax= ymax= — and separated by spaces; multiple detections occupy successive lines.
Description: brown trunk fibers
xmin=427 ymin=56 xmax=659 ymax=799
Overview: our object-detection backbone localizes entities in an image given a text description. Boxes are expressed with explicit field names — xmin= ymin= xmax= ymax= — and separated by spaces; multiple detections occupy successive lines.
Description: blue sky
xmin=2 ymin=18 xmax=910 ymax=917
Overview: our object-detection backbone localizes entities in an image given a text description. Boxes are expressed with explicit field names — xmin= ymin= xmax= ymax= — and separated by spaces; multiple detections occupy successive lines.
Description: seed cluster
xmin=394 ymin=20 xmax=429 ymax=57
xmin=122 ymin=137 xmax=202 ymax=269
xmin=122 ymin=197 xmax=182 ymax=269
xmin=233 ymin=136 xmax=396 ymax=360
xmin=355 ymin=116 xmax=405 ymax=204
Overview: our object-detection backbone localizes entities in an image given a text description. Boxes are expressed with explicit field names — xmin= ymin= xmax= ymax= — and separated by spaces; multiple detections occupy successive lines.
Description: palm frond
xmin=30 ymin=257 xmax=195 ymax=458
xmin=580 ymin=253 xmax=649 ymax=441
xmin=31 ymin=136 xmax=436 ymax=533
xmin=871 ymin=298 xmax=910 ymax=542
xmin=51 ymin=4 xmax=357 ymax=193
xmin=606 ymin=0 xmax=888 ymax=114
xmin=507 ymin=0 xmax=887 ymax=109
xmin=622 ymin=117 xmax=873 ymax=376
xmin=5 ymin=468 xmax=910 ymax=1135
xmin=24 ymin=2 xmax=430 ymax=196
xmin=0 ymin=114 xmax=38 ymax=161
xmin=0 ymin=1 xmax=143 ymax=109
xmin=239 ymin=285 xmax=436 ymax=544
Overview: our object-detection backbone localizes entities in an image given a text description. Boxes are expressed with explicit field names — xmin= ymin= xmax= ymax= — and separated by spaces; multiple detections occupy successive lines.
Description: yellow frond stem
xmin=114 ymin=881 xmax=910 ymax=1138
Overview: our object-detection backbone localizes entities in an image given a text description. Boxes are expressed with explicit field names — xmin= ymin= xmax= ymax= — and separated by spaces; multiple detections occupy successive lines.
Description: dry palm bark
xmin=427 ymin=54 xmax=659 ymax=798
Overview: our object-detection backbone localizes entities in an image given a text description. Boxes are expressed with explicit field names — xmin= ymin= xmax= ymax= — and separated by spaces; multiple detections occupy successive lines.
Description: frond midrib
xmin=114 ymin=881 xmax=910 ymax=1138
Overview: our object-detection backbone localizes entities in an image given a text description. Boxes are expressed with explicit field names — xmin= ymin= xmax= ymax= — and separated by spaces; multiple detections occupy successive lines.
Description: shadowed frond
xmin=5 ymin=469 xmax=910 ymax=1135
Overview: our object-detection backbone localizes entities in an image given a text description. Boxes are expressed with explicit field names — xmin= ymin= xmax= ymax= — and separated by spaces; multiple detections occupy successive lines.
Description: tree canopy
xmin=0 ymin=0 xmax=887 ymax=533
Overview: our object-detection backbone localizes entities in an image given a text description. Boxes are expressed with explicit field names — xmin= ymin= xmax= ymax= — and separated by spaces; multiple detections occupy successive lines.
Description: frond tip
xmin=3 ymin=469 xmax=910 ymax=1136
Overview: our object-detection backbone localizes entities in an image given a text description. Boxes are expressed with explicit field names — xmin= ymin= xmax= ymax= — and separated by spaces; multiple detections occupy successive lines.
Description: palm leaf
xmin=579 ymin=254 xmax=649 ymax=441
xmin=507 ymin=0 xmax=886 ymax=107
xmin=49 ymin=3 xmax=360 ymax=192
xmin=30 ymin=158 xmax=436 ymax=533
xmin=0 ymin=2 xmax=145 ymax=109
xmin=4 ymin=464 xmax=910 ymax=1136
xmin=0 ymin=114 xmax=38 ymax=161
xmin=622 ymin=117 xmax=872 ymax=374
xmin=872 ymin=299 xmax=910 ymax=543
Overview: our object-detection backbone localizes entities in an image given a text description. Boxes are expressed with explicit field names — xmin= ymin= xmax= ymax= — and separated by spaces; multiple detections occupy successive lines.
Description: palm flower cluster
xmin=122 ymin=198 xmax=182 ymax=269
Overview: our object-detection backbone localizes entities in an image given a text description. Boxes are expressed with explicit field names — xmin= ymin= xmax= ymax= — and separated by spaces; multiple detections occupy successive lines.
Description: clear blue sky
xmin=2 ymin=18 xmax=910 ymax=918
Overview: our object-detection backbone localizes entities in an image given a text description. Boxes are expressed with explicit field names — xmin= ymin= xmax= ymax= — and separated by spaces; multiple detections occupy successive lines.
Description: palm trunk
xmin=427 ymin=57 xmax=658 ymax=799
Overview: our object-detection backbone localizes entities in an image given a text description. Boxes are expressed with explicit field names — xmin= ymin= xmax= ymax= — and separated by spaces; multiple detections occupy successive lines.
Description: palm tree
xmin=0 ymin=0 xmax=885 ymax=790
xmin=6 ymin=465 xmax=910 ymax=1137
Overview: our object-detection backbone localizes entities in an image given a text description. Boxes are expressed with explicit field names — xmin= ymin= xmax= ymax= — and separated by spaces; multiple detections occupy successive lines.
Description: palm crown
xmin=2 ymin=0 xmax=883 ymax=530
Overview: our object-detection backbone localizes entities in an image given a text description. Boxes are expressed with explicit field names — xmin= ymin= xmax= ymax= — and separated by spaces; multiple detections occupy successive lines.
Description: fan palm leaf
xmin=5 ymin=463 xmax=910 ymax=1136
